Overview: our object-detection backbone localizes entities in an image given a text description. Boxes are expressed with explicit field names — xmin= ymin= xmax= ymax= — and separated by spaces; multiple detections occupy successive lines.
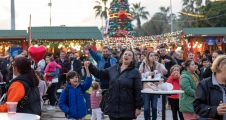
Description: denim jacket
xmin=89 ymin=49 xmax=117 ymax=70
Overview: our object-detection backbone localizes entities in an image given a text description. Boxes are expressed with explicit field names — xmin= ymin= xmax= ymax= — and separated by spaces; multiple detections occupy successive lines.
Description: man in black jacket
xmin=67 ymin=52 xmax=82 ymax=77
xmin=158 ymin=46 xmax=176 ymax=78
xmin=55 ymin=51 xmax=70 ymax=89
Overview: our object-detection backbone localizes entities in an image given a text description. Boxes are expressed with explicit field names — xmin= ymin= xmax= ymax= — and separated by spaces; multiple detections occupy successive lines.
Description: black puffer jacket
xmin=193 ymin=75 xmax=224 ymax=120
xmin=9 ymin=74 xmax=41 ymax=116
xmin=202 ymin=66 xmax=212 ymax=79
xmin=89 ymin=63 xmax=143 ymax=119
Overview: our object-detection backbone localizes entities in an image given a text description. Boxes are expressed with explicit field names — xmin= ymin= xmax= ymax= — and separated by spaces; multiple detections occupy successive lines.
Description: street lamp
xmin=48 ymin=0 xmax=52 ymax=26
xmin=11 ymin=0 xmax=15 ymax=30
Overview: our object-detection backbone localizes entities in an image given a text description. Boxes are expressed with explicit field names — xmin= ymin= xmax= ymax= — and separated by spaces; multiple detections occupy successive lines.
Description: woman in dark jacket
xmin=87 ymin=49 xmax=143 ymax=120
xmin=0 ymin=57 xmax=41 ymax=115
xmin=193 ymin=55 xmax=226 ymax=120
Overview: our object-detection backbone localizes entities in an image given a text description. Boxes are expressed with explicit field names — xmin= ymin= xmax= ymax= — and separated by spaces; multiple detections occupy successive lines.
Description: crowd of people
xmin=0 ymin=45 xmax=225 ymax=120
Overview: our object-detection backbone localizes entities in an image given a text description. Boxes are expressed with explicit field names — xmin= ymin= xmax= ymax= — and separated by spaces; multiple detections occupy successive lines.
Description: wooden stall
xmin=0 ymin=30 xmax=27 ymax=56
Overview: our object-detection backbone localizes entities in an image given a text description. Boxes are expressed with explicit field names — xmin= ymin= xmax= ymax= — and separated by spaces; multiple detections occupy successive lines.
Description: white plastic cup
xmin=142 ymin=73 xmax=146 ymax=79
xmin=6 ymin=102 xmax=18 ymax=114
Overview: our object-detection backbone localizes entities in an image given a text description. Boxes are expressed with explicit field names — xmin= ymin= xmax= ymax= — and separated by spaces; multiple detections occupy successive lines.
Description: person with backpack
xmin=58 ymin=62 xmax=92 ymax=120
xmin=0 ymin=57 xmax=41 ymax=115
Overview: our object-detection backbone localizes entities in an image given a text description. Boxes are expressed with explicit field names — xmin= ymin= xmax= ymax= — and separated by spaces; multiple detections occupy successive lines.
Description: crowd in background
xmin=0 ymin=45 xmax=225 ymax=120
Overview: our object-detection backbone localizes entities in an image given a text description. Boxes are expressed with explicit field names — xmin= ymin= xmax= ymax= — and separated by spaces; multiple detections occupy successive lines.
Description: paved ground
xmin=41 ymin=104 xmax=174 ymax=120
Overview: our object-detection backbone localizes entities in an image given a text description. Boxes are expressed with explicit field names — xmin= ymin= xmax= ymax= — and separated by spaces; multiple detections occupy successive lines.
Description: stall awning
xmin=0 ymin=30 xmax=27 ymax=40
xmin=31 ymin=26 xmax=103 ymax=40
xmin=183 ymin=27 xmax=226 ymax=36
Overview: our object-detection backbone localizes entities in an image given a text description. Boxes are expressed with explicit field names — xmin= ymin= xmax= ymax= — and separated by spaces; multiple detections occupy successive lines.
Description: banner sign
xmin=206 ymin=37 xmax=216 ymax=46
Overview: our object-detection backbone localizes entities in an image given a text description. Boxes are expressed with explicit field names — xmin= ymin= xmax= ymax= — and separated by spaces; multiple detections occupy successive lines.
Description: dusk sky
xmin=0 ymin=0 xmax=184 ymax=30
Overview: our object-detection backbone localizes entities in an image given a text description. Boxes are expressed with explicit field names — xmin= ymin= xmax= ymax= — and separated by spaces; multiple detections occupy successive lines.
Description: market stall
xmin=30 ymin=26 xmax=103 ymax=58
xmin=183 ymin=27 xmax=226 ymax=60
xmin=0 ymin=30 xmax=27 ymax=56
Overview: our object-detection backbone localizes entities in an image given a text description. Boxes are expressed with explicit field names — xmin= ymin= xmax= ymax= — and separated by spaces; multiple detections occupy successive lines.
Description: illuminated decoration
xmin=58 ymin=44 xmax=63 ymax=48
xmin=107 ymin=0 xmax=136 ymax=37
xmin=179 ymin=11 xmax=204 ymax=18
xmin=175 ymin=47 xmax=182 ymax=52
xmin=223 ymin=36 xmax=226 ymax=43
xmin=101 ymin=30 xmax=195 ymax=51
xmin=4 ymin=46 xmax=9 ymax=51
xmin=216 ymin=37 xmax=223 ymax=45
xmin=188 ymin=41 xmax=201 ymax=48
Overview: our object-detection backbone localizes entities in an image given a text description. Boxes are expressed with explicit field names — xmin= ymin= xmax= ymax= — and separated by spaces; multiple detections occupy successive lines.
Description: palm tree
xmin=93 ymin=0 xmax=108 ymax=20
xmin=131 ymin=2 xmax=150 ymax=37
xmin=159 ymin=6 xmax=170 ymax=23
xmin=93 ymin=0 xmax=109 ymax=34
xmin=182 ymin=0 xmax=203 ymax=13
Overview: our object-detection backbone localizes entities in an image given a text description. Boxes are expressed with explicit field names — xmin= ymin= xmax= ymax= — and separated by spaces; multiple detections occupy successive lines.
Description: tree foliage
xmin=191 ymin=1 xmax=226 ymax=27
xmin=93 ymin=0 xmax=109 ymax=20
xmin=131 ymin=2 xmax=150 ymax=36
xmin=135 ymin=1 xmax=226 ymax=36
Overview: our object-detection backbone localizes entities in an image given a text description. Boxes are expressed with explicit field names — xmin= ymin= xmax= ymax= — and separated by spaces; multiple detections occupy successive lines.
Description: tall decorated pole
xmin=28 ymin=14 xmax=32 ymax=48
xmin=107 ymin=0 xmax=136 ymax=38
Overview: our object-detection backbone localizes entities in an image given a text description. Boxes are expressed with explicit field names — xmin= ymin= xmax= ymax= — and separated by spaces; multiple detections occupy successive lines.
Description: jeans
xmin=91 ymin=108 xmax=102 ymax=120
xmin=157 ymin=96 xmax=162 ymax=112
xmin=47 ymin=83 xmax=57 ymax=106
xmin=143 ymin=94 xmax=158 ymax=120
xmin=84 ymin=92 xmax=92 ymax=114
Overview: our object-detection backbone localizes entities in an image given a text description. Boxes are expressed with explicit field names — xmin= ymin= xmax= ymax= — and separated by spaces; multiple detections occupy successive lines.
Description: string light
xmin=179 ymin=11 xmax=204 ymax=18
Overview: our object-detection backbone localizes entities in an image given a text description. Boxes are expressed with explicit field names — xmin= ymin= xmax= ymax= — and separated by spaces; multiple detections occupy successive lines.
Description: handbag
xmin=99 ymin=71 xmax=128 ymax=111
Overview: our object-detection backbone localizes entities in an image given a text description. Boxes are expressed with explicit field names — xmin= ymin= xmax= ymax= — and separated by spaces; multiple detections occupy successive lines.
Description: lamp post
xmin=48 ymin=0 xmax=52 ymax=26
xmin=170 ymin=0 xmax=173 ymax=32
xmin=11 ymin=0 xmax=15 ymax=30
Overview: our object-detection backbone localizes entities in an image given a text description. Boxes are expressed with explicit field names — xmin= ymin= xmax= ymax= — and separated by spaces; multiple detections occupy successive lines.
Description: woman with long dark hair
xmin=139 ymin=51 xmax=168 ymax=120
xmin=86 ymin=49 xmax=143 ymax=120
xmin=179 ymin=60 xmax=200 ymax=120
xmin=0 ymin=57 xmax=41 ymax=115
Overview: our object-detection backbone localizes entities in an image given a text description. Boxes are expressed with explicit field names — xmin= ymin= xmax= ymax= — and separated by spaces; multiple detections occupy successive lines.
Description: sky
xmin=0 ymin=0 xmax=183 ymax=30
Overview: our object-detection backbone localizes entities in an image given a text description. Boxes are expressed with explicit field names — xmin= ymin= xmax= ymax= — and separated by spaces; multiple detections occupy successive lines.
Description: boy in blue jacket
xmin=58 ymin=62 xmax=92 ymax=120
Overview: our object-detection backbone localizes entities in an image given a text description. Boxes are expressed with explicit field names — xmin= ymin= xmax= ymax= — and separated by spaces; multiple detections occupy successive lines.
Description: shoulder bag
xmin=99 ymin=70 xmax=128 ymax=111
